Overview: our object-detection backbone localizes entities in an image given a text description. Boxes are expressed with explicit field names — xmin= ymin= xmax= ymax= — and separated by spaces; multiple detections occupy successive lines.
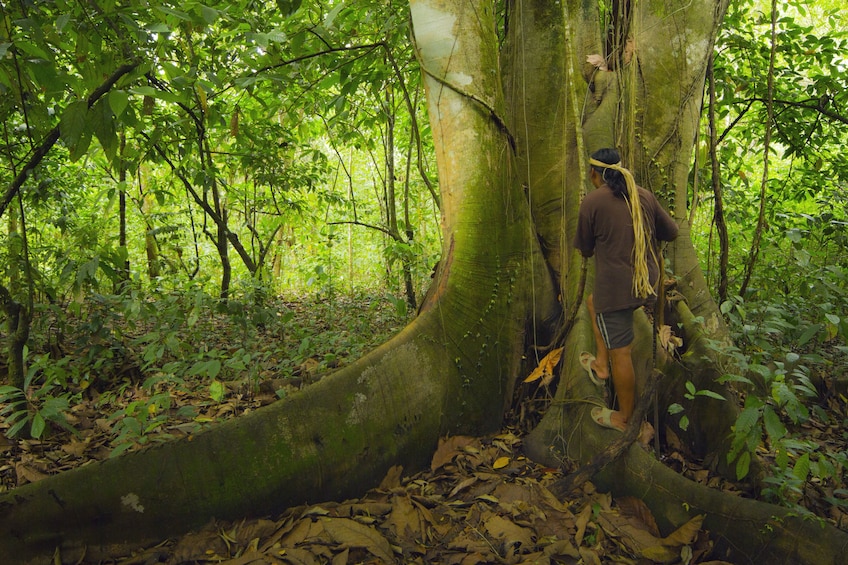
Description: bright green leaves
xmin=60 ymin=100 xmax=93 ymax=161
xmin=276 ymin=0 xmax=303 ymax=17
xmin=109 ymin=89 xmax=130 ymax=118
xmin=59 ymin=98 xmax=119 ymax=162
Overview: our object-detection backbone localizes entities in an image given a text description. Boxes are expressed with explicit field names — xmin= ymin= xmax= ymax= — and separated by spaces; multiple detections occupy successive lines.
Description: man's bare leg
xmin=608 ymin=344 xmax=635 ymax=430
xmin=587 ymin=294 xmax=610 ymax=380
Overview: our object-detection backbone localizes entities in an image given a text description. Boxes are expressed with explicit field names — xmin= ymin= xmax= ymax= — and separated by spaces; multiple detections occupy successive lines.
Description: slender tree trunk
xmin=117 ymin=131 xmax=130 ymax=292
xmin=739 ymin=0 xmax=777 ymax=298
xmin=0 ymin=283 xmax=29 ymax=389
xmin=707 ymin=55 xmax=729 ymax=304
xmin=138 ymin=169 xmax=161 ymax=282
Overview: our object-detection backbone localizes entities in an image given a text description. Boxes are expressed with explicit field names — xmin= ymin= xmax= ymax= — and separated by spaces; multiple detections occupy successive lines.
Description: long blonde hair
xmin=589 ymin=152 xmax=656 ymax=299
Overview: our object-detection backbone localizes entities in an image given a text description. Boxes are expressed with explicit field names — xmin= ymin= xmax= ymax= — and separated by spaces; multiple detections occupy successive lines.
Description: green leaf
xmin=667 ymin=403 xmax=684 ymax=415
xmin=763 ymin=405 xmax=786 ymax=441
xmin=209 ymin=380 xmax=225 ymax=403
xmin=679 ymin=414 xmax=689 ymax=431
xmin=60 ymin=100 xmax=89 ymax=150
xmin=30 ymin=412 xmax=46 ymax=439
xmin=109 ymin=90 xmax=130 ymax=118
xmin=735 ymin=405 xmax=760 ymax=434
xmin=825 ymin=313 xmax=840 ymax=325
xmin=200 ymin=5 xmax=219 ymax=24
xmin=695 ymin=389 xmax=726 ymax=401
xmin=793 ymin=452 xmax=811 ymax=481
xmin=735 ymin=451 xmax=751 ymax=480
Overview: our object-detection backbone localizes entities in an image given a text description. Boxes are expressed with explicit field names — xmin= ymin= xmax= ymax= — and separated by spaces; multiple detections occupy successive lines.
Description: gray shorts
xmin=596 ymin=308 xmax=635 ymax=350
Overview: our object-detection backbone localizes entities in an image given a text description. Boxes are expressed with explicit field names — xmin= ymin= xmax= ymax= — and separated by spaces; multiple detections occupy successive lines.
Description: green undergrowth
xmin=0 ymin=287 xmax=412 ymax=461
xmin=692 ymin=264 xmax=848 ymax=521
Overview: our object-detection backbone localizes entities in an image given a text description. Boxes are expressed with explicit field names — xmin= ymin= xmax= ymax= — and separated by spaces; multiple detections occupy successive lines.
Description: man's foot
xmin=591 ymin=407 xmax=627 ymax=432
xmin=580 ymin=352 xmax=610 ymax=385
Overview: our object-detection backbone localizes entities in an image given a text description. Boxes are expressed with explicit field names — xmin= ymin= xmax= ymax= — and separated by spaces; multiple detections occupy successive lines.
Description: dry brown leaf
xmin=662 ymin=514 xmax=704 ymax=547
xmin=448 ymin=475 xmax=478 ymax=498
xmin=659 ymin=324 xmax=684 ymax=352
xmin=523 ymin=348 xmax=563 ymax=384
xmin=278 ymin=547 xmax=321 ymax=565
xmin=616 ymin=496 xmax=660 ymax=537
xmin=574 ymin=504 xmax=593 ymax=546
xmin=586 ymin=54 xmax=608 ymax=71
xmin=384 ymin=495 xmax=423 ymax=539
xmin=15 ymin=462 xmax=49 ymax=485
xmin=378 ymin=464 xmax=404 ymax=489
xmin=431 ymin=436 xmax=476 ymax=471
xmin=321 ymin=517 xmax=395 ymax=563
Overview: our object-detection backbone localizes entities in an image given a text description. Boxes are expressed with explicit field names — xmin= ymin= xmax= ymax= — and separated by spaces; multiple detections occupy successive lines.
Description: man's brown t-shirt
xmin=574 ymin=185 xmax=679 ymax=313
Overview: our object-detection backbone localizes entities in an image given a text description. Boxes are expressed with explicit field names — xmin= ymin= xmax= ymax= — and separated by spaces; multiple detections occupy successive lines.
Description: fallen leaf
xmin=659 ymin=325 xmax=684 ymax=352
xmin=616 ymin=496 xmax=660 ymax=537
xmin=431 ymin=436 xmax=476 ymax=471
xmin=483 ymin=515 xmax=535 ymax=551
xmin=493 ymin=456 xmax=510 ymax=469
xmin=523 ymin=348 xmax=563 ymax=384
xmin=586 ymin=54 xmax=608 ymax=71
xmin=662 ymin=514 xmax=704 ymax=547
xmin=378 ymin=464 xmax=404 ymax=489
xmin=15 ymin=463 xmax=48 ymax=485
xmin=321 ymin=517 xmax=395 ymax=563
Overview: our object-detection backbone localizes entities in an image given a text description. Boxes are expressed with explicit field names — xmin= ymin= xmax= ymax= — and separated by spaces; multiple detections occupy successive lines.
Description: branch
xmin=0 ymin=62 xmax=139 ymax=219
xmin=327 ymin=220 xmax=398 ymax=239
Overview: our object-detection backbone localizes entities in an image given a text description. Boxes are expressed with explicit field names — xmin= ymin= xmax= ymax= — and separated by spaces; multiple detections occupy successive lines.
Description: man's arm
xmin=655 ymin=204 xmax=679 ymax=242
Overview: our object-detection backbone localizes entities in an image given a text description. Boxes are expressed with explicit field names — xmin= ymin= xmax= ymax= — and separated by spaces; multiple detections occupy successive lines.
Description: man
xmin=574 ymin=148 xmax=679 ymax=431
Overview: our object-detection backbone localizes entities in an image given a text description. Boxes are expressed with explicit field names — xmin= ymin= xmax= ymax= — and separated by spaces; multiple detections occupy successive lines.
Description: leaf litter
xmin=98 ymin=432 xmax=722 ymax=565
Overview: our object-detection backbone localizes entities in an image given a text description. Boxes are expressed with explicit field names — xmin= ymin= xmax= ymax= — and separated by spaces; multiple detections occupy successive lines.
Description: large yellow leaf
xmin=523 ymin=347 xmax=563 ymax=384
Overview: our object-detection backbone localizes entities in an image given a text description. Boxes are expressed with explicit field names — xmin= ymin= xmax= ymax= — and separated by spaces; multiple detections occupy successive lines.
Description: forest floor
xmin=1 ymin=292 xmax=846 ymax=564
